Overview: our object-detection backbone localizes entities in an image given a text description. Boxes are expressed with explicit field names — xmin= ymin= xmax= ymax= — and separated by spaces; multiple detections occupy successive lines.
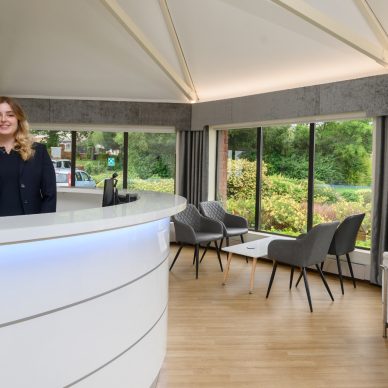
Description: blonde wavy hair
xmin=0 ymin=96 xmax=34 ymax=160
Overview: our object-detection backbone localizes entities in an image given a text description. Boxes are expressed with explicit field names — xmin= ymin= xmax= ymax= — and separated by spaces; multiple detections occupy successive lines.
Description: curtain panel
xmin=370 ymin=116 xmax=388 ymax=285
xmin=177 ymin=127 xmax=209 ymax=207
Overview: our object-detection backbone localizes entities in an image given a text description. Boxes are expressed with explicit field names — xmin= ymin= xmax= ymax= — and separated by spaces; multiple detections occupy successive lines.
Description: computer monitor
xmin=102 ymin=175 xmax=117 ymax=207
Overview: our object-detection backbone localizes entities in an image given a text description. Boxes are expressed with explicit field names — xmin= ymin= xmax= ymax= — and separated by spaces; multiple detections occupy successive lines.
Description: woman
xmin=0 ymin=96 xmax=56 ymax=216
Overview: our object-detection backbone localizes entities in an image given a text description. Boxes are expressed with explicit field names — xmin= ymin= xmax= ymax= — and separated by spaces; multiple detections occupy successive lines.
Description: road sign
xmin=107 ymin=157 xmax=115 ymax=167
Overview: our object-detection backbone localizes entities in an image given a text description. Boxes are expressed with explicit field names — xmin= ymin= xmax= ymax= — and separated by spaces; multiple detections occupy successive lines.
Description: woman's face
xmin=0 ymin=102 xmax=18 ymax=139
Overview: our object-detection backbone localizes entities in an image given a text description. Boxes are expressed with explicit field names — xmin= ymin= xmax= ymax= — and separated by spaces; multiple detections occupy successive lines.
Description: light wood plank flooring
xmin=157 ymin=244 xmax=388 ymax=388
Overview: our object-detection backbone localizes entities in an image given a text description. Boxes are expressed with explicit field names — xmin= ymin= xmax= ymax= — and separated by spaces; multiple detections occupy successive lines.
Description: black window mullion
xmin=123 ymin=132 xmax=128 ymax=189
xmin=255 ymin=127 xmax=263 ymax=231
xmin=215 ymin=130 xmax=219 ymax=199
xmin=307 ymin=123 xmax=315 ymax=231
xmin=71 ymin=131 xmax=76 ymax=187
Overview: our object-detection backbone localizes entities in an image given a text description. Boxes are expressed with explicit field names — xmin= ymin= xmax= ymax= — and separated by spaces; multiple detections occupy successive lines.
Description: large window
xmin=217 ymin=128 xmax=256 ymax=228
xmin=31 ymin=129 xmax=176 ymax=194
xmin=261 ymin=124 xmax=309 ymax=236
xmin=314 ymin=120 xmax=372 ymax=248
xmin=217 ymin=119 xmax=373 ymax=249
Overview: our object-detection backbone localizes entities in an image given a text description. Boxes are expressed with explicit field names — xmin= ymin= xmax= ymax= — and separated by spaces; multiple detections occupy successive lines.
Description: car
xmin=55 ymin=168 xmax=96 ymax=188
xmin=52 ymin=159 xmax=72 ymax=169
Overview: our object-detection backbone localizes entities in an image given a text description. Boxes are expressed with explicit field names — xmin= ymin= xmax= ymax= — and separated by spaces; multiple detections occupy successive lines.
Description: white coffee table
xmin=222 ymin=236 xmax=292 ymax=293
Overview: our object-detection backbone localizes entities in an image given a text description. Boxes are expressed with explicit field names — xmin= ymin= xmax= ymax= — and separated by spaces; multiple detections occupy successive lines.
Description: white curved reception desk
xmin=0 ymin=188 xmax=186 ymax=388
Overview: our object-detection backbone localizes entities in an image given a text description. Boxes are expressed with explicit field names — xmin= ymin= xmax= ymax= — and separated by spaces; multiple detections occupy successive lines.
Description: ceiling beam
xmin=271 ymin=0 xmax=388 ymax=67
xmin=159 ymin=0 xmax=198 ymax=101
xmin=354 ymin=0 xmax=388 ymax=50
xmin=100 ymin=0 xmax=197 ymax=101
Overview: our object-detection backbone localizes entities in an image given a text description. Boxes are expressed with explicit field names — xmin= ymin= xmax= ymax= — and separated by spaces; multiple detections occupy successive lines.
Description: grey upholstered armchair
xmin=170 ymin=204 xmax=224 ymax=279
xmin=199 ymin=201 xmax=248 ymax=247
xmin=266 ymin=221 xmax=339 ymax=312
xmin=296 ymin=213 xmax=366 ymax=294
xmin=326 ymin=213 xmax=365 ymax=294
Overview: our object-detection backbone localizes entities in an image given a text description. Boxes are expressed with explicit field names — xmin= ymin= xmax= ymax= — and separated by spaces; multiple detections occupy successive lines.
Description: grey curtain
xmin=177 ymin=127 xmax=209 ymax=207
xmin=370 ymin=116 xmax=388 ymax=285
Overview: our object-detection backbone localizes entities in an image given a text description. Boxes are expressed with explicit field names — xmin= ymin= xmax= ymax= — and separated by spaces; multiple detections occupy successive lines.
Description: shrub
xmin=225 ymin=158 xmax=372 ymax=246
xmin=314 ymin=183 xmax=339 ymax=203
xmin=227 ymin=159 xmax=257 ymax=199
xmin=82 ymin=160 xmax=107 ymax=175
xmin=226 ymin=197 xmax=256 ymax=227
xmin=262 ymin=174 xmax=307 ymax=203
xmin=128 ymin=178 xmax=174 ymax=193
xmin=339 ymin=189 xmax=363 ymax=202
xmin=95 ymin=176 xmax=174 ymax=193
xmin=261 ymin=194 xmax=306 ymax=235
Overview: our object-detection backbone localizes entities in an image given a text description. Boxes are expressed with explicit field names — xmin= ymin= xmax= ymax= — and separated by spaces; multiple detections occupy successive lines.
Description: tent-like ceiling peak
xmin=1 ymin=0 xmax=387 ymax=103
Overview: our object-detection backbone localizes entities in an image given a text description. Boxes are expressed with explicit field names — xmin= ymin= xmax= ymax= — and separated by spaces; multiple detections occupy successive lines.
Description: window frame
xmin=215 ymin=118 xmax=373 ymax=251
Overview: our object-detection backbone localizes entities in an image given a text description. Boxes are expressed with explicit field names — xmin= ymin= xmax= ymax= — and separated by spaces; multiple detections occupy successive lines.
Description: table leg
xmin=249 ymin=257 xmax=258 ymax=294
xmin=222 ymin=253 xmax=234 ymax=285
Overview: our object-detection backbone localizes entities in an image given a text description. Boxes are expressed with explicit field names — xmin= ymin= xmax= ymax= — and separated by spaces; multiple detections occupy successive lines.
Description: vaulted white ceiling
xmin=1 ymin=0 xmax=387 ymax=103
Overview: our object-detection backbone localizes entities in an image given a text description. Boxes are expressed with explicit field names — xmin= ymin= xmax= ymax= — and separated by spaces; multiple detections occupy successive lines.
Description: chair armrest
xmin=267 ymin=238 xmax=301 ymax=266
xmin=224 ymin=212 xmax=248 ymax=228
xmin=200 ymin=215 xmax=223 ymax=234
xmin=173 ymin=220 xmax=196 ymax=244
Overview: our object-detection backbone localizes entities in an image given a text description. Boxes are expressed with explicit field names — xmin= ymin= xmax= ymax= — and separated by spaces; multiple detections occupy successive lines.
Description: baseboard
xmin=321 ymin=256 xmax=370 ymax=281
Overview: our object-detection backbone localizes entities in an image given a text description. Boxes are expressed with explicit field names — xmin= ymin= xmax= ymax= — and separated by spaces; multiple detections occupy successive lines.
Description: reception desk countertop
xmin=0 ymin=188 xmax=186 ymax=245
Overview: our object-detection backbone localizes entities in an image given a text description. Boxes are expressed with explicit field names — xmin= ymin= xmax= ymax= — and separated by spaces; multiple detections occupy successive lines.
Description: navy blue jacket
xmin=18 ymin=143 xmax=57 ymax=214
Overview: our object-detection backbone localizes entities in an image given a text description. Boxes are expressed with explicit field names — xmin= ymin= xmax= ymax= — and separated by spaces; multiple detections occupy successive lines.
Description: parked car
xmin=52 ymin=159 xmax=72 ymax=169
xmin=55 ymin=168 xmax=96 ymax=188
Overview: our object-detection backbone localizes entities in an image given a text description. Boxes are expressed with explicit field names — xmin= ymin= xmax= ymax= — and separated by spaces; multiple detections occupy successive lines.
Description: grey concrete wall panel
xmin=191 ymin=99 xmax=232 ymax=130
xmin=15 ymin=99 xmax=191 ymax=131
xmin=17 ymin=98 xmax=51 ymax=123
xmin=192 ymin=86 xmax=320 ymax=130
xmin=139 ymin=103 xmax=191 ymax=130
xmin=192 ymin=74 xmax=388 ymax=129
xmin=49 ymin=100 xmax=141 ymax=125
xmin=231 ymin=87 xmax=320 ymax=124
xmin=370 ymin=76 xmax=388 ymax=117
xmin=319 ymin=77 xmax=376 ymax=116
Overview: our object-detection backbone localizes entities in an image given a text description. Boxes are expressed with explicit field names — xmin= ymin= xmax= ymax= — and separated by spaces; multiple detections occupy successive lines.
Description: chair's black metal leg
xmin=336 ymin=255 xmax=345 ymax=295
xmin=266 ymin=262 xmax=278 ymax=298
xmin=320 ymin=261 xmax=324 ymax=271
xmin=346 ymin=253 xmax=357 ymax=288
xmin=214 ymin=240 xmax=223 ymax=272
xmin=302 ymin=267 xmax=313 ymax=313
xmin=295 ymin=270 xmax=303 ymax=287
xmin=192 ymin=248 xmax=196 ymax=265
xmin=169 ymin=245 xmax=183 ymax=271
xmin=200 ymin=242 xmax=210 ymax=263
xmin=226 ymin=237 xmax=230 ymax=246
xmin=220 ymin=238 xmax=224 ymax=249
xmin=316 ymin=264 xmax=334 ymax=301
xmin=195 ymin=244 xmax=199 ymax=279
xmin=289 ymin=266 xmax=294 ymax=289
xmin=240 ymin=235 xmax=248 ymax=263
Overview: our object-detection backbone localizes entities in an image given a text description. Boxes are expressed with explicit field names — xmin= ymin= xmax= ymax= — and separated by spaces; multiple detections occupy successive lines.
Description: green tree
xmin=228 ymin=128 xmax=256 ymax=160
xmin=126 ymin=132 xmax=176 ymax=179
xmin=263 ymin=124 xmax=309 ymax=178
xmin=315 ymin=120 xmax=372 ymax=185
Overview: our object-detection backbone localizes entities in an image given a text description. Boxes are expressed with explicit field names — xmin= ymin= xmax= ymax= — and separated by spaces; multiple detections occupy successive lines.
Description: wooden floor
xmin=157 ymin=245 xmax=388 ymax=388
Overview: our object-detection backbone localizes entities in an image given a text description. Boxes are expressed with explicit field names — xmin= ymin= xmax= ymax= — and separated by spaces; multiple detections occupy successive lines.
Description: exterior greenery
xmin=224 ymin=120 xmax=372 ymax=248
